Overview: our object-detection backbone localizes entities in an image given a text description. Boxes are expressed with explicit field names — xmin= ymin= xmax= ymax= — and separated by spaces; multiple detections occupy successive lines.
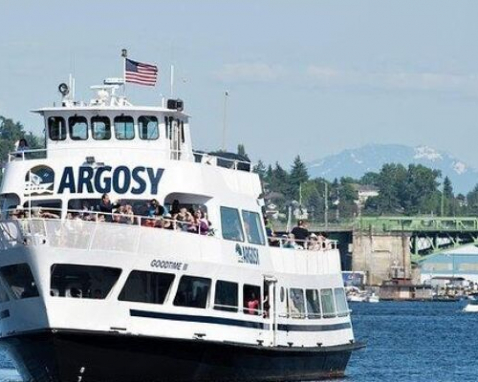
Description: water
xmin=0 ymin=301 xmax=477 ymax=381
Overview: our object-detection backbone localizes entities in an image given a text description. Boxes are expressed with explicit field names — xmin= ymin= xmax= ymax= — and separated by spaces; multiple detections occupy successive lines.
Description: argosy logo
xmin=57 ymin=166 xmax=164 ymax=195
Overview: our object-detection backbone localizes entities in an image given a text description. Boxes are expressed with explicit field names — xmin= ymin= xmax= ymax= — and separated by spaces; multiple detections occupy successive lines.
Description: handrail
xmin=8 ymin=147 xmax=253 ymax=172
xmin=3 ymin=207 xmax=337 ymax=253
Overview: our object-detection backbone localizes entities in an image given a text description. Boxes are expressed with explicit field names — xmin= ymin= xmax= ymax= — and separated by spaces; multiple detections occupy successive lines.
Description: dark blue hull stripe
xmin=130 ymin=309 xmax=351 ymax=332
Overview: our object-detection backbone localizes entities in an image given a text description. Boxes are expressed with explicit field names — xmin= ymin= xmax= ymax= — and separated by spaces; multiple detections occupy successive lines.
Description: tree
xmin=237 ymin=144 xmax=249 ymax=160
xmin=442 ymin=176 xmax=455 ymax=215
xmin=288 ymin=155 xmax=309 ymax=200
xmin=253 ymin=159 xmax=267 ymax=181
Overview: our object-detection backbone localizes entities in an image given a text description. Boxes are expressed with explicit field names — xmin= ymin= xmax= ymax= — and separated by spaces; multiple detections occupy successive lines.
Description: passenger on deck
xmin=174 ymin=207 xmax=193 ymax=231
xmin=98 ymin=193 xmax=119 ymax=222
xmin=283 ymin=233 xmax=303 ymax=250
xmin=307 ymin=233 xmax=321 ymax=251
xmin=191 ymin=210 xmax=210 ymax=235
xmin=291 ymin=220 xmax=309 ymax=248
xmin=170 ymin=199 xmax=180 ymax=216
xmin=17 ymin=138 xmax=29 ymax=151
xmin=245 ymin=293 xmax=260 ymax=315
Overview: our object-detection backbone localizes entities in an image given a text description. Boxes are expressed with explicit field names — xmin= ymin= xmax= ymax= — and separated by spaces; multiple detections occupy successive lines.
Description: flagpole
xmin=121 ymin=49 xmax=128 ymax=95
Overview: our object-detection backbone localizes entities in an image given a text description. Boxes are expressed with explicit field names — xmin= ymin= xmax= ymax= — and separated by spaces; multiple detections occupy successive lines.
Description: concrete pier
xmin=352 ymin=231 xmax=411 ymax=286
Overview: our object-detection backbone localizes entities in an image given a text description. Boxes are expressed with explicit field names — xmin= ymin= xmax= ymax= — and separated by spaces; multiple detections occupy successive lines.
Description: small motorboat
xmin=463 ymin=301 xmax=478 ymax=312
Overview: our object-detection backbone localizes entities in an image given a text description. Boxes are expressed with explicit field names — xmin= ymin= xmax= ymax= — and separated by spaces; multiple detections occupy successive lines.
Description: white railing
xmin=8 ymin=147 xmax=253 ymax=172
xmin=0 ymin=207 xmax=336 ymax=254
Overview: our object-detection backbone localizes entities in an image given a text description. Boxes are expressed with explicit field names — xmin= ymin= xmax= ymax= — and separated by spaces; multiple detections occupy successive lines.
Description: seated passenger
xmin=174 ymin=207 xmax=193 ymax=231
xmin=190 ymin=210 xmax=210 ymax=235
xmin=307 ymin=233 xmax=321 ymax=251
xmin=283 ymin=233 xmax=303 ymax=250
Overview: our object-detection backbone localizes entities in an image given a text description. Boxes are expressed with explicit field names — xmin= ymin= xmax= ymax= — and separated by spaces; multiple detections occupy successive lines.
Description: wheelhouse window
xmin=214 ymin=280 xmax=238 ymax=312
xmin=241 ymin=210 xmax=265 ymax=246
xmin=48 ymin=116 xmax=66 ymax=141
xmin=139 ymin=116 xmax=159 ymax=140
xmin=0 ymin=264 xmax=39 ymax=299
xmin=334 ymin=288 xmax=349 ymax=317
xmin=320 ymin=288 xmax=336 ymax=318
xmin=289 ymin=288 xmax=305 ymax=318
xmin=221 ymin=207 xmax=244 ymax=242
xmin=173 ymin=276 xmax=211 ymax=308
xmin=91 ymin=116 xmax=111 ymax=140
xmin=306 ymin=289 xmax=321 ymax=318
xmin=114 ymin=116 xmax=135 ymax=140
xmin=119 ymin=271 xmax=175 ymax=304
xmin=69 ymin=116 xmax=88 ymax=140
xmin=243 ymin=284 xmax=261 ymax=315
xmin=50 ymin=264 xmax=121 ymax=299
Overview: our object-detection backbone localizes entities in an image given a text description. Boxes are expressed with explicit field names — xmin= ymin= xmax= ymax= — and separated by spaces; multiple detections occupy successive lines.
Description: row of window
xmin=0 ymin=264 xmax=349 ymax=320
xmin=221 ymin=207 xmax=265 ymax=246
xmin=48 ymin=115 xmax=186 ymax=142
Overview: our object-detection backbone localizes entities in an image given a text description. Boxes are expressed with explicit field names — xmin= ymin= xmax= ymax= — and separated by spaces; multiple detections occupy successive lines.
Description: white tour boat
xmin=0 ymin=73 xmax=363 ymax=382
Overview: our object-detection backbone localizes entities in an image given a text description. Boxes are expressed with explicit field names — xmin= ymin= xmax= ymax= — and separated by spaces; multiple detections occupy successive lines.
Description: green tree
xmin=253 ymin=159 xmax=266 ymax=181
xmin=288 ymin=155 xmax=309 ymax=200
xmin=237 ymin=144 xmax=249 ymax=160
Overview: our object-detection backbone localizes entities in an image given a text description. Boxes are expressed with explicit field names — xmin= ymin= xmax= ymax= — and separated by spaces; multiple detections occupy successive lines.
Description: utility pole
xmin=324 ymin=182 xmax=329 ymax=230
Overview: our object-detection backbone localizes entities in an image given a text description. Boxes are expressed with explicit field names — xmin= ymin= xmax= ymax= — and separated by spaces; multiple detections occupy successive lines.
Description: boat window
xmin=220 ymin=207 xmax=244 ymax=242
xmin=114 ymin=116 xmax=135 ymax=140
xmin=306 ymin=289 xmax=321 ymax=319
xmin=241 ymin=210 xmax=265 ymax=246
xmin=214 ymin=280 xmax=238 ymax=312
xmin=320 ymin=288 xmax=336 ymax=318
xmin=50 ymin=264 xmax=121 ymax=299
xmin=69 ymin=116 xmax=88 ymax=140
xmin=334 ymin=288 xmax=349 ymax=317
xmin=119 ymin=271 xmax=175 ymax=304
xmin=0 ymin=263 xmax=39 ymax=299
xmin=48 ymin=116 xmax=67 ymax=141
xmin=139 ymin=116 xmax=159 ymax=140
xmin=243 ymin=284 xmax=261 ymax=315
xmin=173 ymin=276 xmax=211 ymax=309
xmin=91 ymin=116 xmax=111 ymax=140
xmin=289 ymin=288 xmax=305 ymax=319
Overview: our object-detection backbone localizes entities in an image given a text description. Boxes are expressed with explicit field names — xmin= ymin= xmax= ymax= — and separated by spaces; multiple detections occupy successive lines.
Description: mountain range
xmin=307 ymin=144 xmax=478 ymax=194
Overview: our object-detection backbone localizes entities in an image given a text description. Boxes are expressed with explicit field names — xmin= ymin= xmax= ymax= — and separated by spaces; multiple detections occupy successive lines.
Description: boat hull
xmin=1 ymin=330 xmax=362 ymax=382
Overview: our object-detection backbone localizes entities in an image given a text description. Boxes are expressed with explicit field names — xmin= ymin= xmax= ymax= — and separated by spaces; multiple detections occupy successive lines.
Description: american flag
xmin=125 ymin=58 xmax=158 ymax=86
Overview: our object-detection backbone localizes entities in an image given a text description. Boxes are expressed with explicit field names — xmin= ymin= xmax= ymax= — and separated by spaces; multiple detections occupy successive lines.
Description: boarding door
xmin=170 ymin=118 xmax=182 ymax=160
xmin=263 ymin=276 xmax=277 ymax=346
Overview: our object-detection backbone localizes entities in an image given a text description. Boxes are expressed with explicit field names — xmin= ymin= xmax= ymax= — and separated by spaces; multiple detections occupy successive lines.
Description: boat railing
xmin=271 ymin=236 xmax=338 ymax=251
xmin=0 ymin=207 xmax=336 ymax=254
xmin=8 ymin=147 xmax=253 ymax=172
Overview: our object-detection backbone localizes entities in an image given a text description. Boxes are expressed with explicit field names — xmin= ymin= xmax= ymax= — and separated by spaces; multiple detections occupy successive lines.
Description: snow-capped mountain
xmin=307 ymin=144 xmax=478 ymax=194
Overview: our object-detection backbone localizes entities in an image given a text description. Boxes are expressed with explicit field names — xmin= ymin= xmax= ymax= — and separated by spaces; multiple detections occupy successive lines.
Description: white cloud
xmin=306 ymin=65 xmax=478 ymax=95
xmin=214 ymin=62 xmax=285 ymax=83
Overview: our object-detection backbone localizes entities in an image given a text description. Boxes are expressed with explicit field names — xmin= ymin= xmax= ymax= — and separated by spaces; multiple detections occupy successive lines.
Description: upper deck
xmin=0 ymin=81 xmax=260 ymax=223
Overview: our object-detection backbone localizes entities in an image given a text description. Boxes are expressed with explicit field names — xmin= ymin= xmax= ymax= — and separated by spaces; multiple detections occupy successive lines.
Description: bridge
xmin=353 ymin=216 xmax=478 ymax=262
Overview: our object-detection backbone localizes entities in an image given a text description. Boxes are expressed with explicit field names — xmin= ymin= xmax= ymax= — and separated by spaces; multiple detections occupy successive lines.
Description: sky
xmin=1 ymin=1 xmax=478 ymax=168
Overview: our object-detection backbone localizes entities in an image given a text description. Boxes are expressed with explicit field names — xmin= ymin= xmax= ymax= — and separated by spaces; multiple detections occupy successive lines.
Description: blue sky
xmin=1 ymin=1 xmax=478 ymax=168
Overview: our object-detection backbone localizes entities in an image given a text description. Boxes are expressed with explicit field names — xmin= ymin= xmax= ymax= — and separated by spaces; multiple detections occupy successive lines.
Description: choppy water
xmin=0 ymin=301 xmax=477 ymax=381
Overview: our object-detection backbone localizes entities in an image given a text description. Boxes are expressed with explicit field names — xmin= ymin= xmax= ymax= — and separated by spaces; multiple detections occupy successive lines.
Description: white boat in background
xmin=365 ymin=293 xmax=380 ymax=303
xmin=463 ymin=302 xmax=478 ymax=312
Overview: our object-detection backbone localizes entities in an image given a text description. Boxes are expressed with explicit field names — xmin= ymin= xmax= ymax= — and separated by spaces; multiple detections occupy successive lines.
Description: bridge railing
xmin=355 ymin=216 xmax=478 ymax=233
